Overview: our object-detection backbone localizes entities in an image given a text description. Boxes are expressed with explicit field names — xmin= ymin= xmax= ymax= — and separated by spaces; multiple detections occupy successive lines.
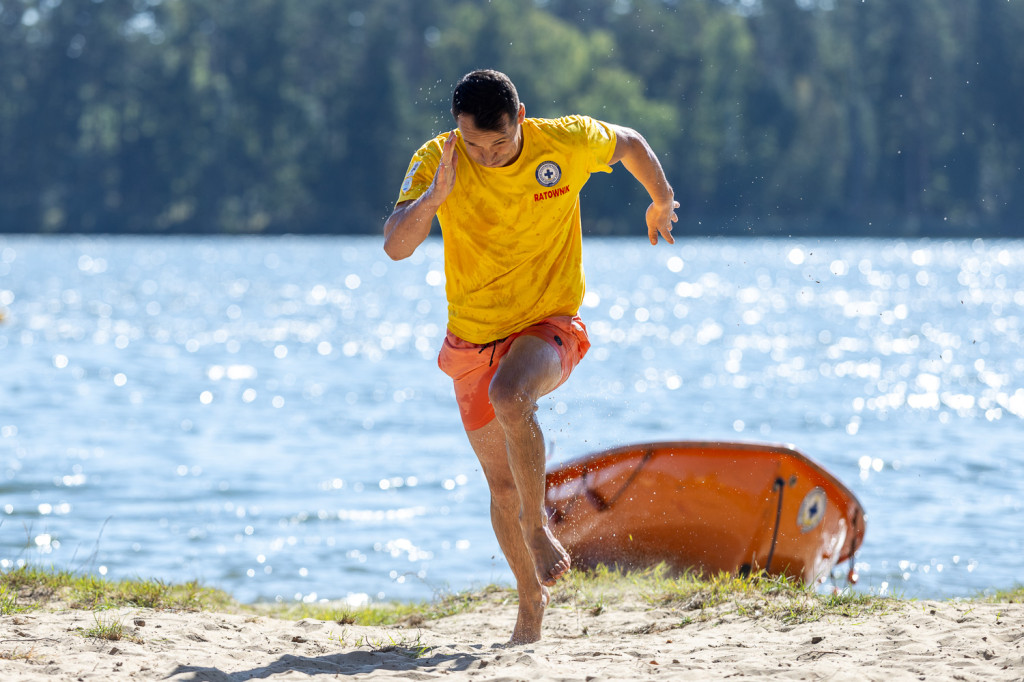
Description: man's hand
xmin=383 ymin=131 xmax=459 ymax=260
xmin=646 ymin=199 xmax=680 ymax=245
xmin=608 ymin=124 xmax=678 ymax=246
xmin=428 ymin=130 xmax=459 ymax=203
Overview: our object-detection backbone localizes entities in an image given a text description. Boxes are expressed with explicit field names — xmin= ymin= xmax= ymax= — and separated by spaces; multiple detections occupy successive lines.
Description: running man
xmin=383 ymin=69 xmax=678 ymax=643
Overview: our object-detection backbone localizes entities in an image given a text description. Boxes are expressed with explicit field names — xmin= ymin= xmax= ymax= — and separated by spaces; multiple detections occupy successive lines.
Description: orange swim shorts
xmin=437 ymin=315 xmax=591 ymax=431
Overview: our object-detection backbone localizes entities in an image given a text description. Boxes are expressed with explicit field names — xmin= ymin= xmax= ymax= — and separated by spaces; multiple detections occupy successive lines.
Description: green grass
xmin=0 ymin=564 xmax=234 ymax=613
xmin=980 ymin=585 xmax=1024 ymax=603
xmin=253 ymin=582 xmax=513 ymax=627
xmin=1 ymin=583 xmax=27 ymax=616
xmin=1 ymin=562 xmax=1017 ymax=630
xmin=553 ymin=563 xmax=900 ymax=626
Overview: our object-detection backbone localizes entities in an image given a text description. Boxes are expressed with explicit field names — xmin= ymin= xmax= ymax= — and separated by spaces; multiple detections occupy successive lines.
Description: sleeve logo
xmin=535 ymin=161 xmax=562 ymax=187
xmin=401 ymin=161 xmax=422 ymax=193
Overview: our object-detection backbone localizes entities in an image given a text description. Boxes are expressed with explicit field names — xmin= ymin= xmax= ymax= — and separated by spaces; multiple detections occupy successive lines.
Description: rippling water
xmin=1 ymin=235 xmax=1021 ymax=605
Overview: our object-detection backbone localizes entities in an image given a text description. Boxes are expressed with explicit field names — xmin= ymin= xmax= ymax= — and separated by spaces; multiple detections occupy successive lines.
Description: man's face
xmin=455 ymin=106 xmax=525 ymax=168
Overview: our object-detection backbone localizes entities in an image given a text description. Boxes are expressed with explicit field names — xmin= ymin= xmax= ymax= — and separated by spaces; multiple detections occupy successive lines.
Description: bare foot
xmin=509 ymin=585 xmax=549 ymax=645
xmin=528 ymin=525 xmax=571 ymax=587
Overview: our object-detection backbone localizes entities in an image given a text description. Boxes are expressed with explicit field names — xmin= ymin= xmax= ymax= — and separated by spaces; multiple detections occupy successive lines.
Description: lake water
xmin=1 ymin=235 xmax=1021 ymax=606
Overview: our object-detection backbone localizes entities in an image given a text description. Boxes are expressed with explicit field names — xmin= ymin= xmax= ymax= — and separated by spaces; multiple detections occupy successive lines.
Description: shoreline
xmin=2 ymin=570 xmax=1023 ymax=680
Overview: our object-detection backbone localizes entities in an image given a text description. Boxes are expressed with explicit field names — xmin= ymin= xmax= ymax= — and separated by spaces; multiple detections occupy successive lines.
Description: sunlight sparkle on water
xmin=2 ymin=236 xmax=1022 ymax=603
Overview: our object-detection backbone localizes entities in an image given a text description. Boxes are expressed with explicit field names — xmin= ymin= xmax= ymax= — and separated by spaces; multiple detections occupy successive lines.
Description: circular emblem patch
xmin=797 ymin=487 xmax=827 ymax=533
xmin=536 ymin=161 xmax=562 ymax=187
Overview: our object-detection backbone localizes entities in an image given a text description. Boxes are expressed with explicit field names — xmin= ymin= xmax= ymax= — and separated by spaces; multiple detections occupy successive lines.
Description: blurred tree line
xmin=1 ymin=0 xmax=1021 ymax=236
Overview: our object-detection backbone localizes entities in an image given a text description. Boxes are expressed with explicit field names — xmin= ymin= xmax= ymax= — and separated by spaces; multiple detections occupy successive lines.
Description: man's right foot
xmin=509 ymin=585 xmax=549 ymax=645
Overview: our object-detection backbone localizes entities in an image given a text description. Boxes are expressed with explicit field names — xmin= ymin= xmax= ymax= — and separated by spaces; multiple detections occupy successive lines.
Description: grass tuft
xmin=1 ymin=583 xmax=28 ymax=616
xmin=0 ymin=646 xmax=37 ymax=661
xmin=77 ymin=612 xmax=144 ymax=644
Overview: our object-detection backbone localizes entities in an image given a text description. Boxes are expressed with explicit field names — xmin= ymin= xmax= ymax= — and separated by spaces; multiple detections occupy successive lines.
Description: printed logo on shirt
xmin=401 ymin=161 xmax=422 ymax=193
xmin=534 ymin=185 xmax=571 ymax=202
xmin=535 ymin=161 xmax=561 ymax=187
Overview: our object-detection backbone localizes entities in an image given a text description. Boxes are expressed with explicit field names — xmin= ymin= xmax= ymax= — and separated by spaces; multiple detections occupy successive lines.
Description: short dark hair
xmin=451 ymin=69 xmax=520 ymax=131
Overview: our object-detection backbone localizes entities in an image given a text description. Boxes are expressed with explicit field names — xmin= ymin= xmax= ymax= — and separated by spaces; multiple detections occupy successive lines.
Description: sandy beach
xmin=2 ymin=592 xmax=1022 ymax=681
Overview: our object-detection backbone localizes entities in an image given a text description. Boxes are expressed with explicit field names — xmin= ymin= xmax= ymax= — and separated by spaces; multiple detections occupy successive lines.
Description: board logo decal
xmin=797 ymin=487 xmax=827 ymax=533
xmin=536 ymin=160 xmax=561 ymax=187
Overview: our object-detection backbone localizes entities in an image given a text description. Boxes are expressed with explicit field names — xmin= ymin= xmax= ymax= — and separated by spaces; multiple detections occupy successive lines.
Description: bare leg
xmin=466 ymin=420 xmax=549 ymax=644
xmin=488 ymin=335 xmax=571 ymax=588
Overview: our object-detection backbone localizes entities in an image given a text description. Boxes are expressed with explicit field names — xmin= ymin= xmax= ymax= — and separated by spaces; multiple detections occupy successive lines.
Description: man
xmin=383 ymin=69 xmax=678 ymax=644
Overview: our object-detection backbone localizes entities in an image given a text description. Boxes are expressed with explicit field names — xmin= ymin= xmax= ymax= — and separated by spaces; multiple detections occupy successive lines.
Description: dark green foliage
xmin=1 ymin=0 xmax=1021 ymax=235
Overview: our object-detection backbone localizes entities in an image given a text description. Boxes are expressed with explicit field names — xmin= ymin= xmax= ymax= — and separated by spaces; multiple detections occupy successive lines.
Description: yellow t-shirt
xmin=396 ymin=116 xmax=617 ymax=344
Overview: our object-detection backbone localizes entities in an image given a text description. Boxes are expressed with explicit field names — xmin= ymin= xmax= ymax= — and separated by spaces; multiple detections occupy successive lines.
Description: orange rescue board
xmin=544 ymin=441 xmax=866 ymax=585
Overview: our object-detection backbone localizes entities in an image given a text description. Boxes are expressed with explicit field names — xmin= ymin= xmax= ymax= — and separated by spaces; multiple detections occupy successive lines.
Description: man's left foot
xmin=529 ymin=525 xmax=571 ymax=587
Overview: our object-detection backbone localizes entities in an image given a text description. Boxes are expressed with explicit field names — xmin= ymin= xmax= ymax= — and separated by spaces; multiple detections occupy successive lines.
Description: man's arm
xmin=383 ymin=196 xmax=441 ymax=261
xmin=607 ymin=124 xmax=679 ymax=245
xmin=383 ymin=131 xmax=460 ymax=260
